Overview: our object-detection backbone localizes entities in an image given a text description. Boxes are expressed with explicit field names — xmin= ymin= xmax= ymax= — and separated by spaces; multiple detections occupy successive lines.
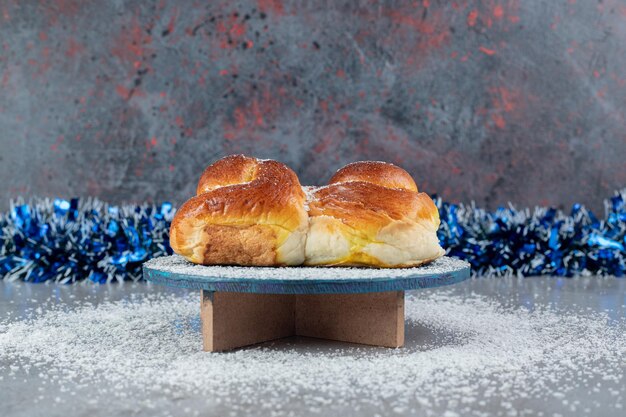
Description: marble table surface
xmin=0 ymin=276 xmax=624 ymax=417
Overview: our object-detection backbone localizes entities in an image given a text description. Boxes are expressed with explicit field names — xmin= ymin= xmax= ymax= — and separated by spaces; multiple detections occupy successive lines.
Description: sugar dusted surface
xmin=143 ymin=254 xmax=467 ymax=281
xmin=0 ymin=278 xmax=625 ymax=417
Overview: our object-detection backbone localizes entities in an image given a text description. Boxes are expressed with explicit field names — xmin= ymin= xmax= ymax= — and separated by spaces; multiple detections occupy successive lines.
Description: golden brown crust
xmin=308 ymin=182 xmax=439 ymax=233
xmin=178 ymin=159 xmax=305 ymax=229
xmin=196 ymin=154 xmax=259 ymax=195
xmin=170 ymin=155 xmax=307 ymax=266
xmin=329 ymin=161 xmax=418 ymax=192
xmin=305 ymin=162 xmax=443 ymax=267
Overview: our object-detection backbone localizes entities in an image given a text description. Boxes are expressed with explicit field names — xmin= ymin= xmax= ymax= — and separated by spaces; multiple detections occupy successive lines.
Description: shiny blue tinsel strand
xmin=435 ymin=188 xmax=626 ymax=277
xmin=0 ymin=198 xmax=174 ymax=283
xmin=0 ymin=190 xmax=625 ymax=282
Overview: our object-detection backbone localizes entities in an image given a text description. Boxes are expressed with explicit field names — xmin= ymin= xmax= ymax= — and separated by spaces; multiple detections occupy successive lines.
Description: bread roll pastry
xmin=170 ymin=155 xmax=308 ymax=266
xmin=170 ymin=155 xmax=444 ymax=268
xmin=304 ymin=161 xmax=445 ymax=267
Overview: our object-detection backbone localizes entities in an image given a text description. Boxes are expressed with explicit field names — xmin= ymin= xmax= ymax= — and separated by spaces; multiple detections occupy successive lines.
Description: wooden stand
xmin=200 ymin=290 xmax=405 ymax=352
xmin=145 ymin=255 xmax=469 ymax=352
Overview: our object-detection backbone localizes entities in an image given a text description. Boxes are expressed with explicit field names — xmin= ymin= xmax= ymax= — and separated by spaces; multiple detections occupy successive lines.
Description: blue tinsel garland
xmin=436 ymin=189 xmax=626 ymax=277
xmin=0 ymin=190 xmax=625 ymax=282
xmin=0 ymin=198 xmax=174 ymax=283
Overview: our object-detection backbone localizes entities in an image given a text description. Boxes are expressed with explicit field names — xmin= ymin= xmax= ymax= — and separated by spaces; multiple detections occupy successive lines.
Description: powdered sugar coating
xmin=142 ymin=255 xmax=470 ymax=293
xmin=143 ymin=255 xmax=468 ymax=281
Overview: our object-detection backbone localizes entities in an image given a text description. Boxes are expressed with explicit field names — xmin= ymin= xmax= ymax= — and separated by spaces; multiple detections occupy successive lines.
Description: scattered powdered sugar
xmin=143 ymin=255 xmax=468 ymax=281
xmin=302 ymin=185 xmax=318 ymax=212
xmin=1 ymin=286 xmax=624 ymax=416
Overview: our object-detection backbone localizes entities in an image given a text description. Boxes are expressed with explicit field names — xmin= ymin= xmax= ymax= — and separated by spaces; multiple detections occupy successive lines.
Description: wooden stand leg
xmin=200 ymin=290 xmax=405 ymax=351
xmin=295 ymin=291 xmax=405 ymax=348
xmin=200 ymin=290 xmax=295 ymax=352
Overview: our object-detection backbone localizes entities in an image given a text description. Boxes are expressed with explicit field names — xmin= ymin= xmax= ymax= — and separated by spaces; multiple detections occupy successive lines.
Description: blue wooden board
xmin=142 ymin=255 xmax=470 ymax=294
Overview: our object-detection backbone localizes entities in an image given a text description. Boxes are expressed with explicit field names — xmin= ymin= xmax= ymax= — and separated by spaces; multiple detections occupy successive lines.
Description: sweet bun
xmin=170 ymin=155 xmax=308 ymax=266
xmin=304 ymin=161 xmax=445 ymax=267
xmin=170 ymin=155 xmax=444 ymax=268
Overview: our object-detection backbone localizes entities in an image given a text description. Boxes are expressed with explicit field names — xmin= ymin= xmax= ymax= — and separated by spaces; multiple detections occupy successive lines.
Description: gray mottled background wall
xmin=0 ymin=0 xmax=625 ymax=213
